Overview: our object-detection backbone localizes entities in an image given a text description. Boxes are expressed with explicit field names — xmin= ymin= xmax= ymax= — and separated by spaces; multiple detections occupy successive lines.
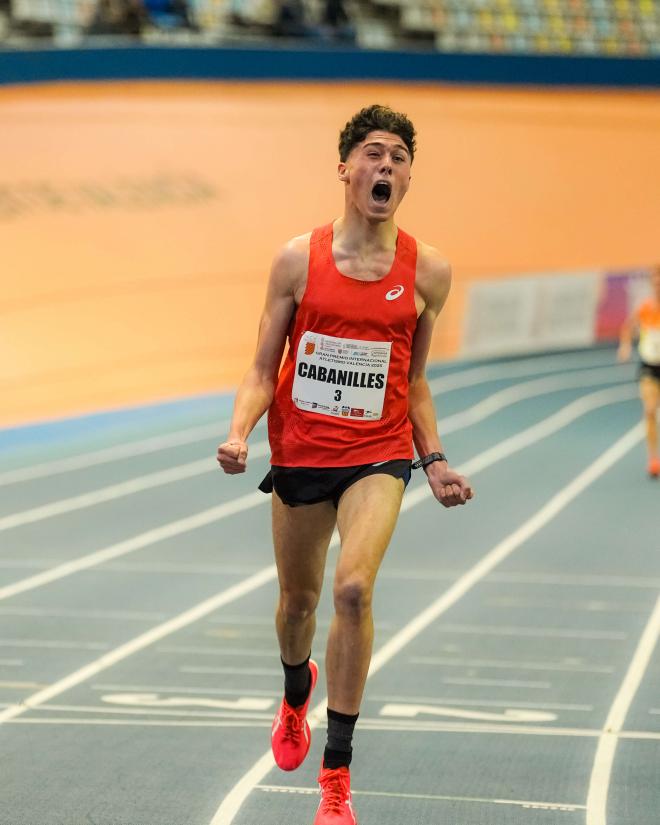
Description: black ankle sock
xmin=323 ymin=746 xmax=352 ymax=769
xmin=282 ymin=654 xmax=311 ymax=707
xmin=323 ymin=708 xmax=359 ymax=769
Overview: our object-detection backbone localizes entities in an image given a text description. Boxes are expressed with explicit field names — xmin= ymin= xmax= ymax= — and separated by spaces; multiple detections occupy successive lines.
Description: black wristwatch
xmin=412 ymin=452 xmax=448 ymax=470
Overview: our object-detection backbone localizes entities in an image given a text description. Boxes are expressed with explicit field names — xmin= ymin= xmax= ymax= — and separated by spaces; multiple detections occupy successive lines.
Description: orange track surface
xmin=1 ymin=81 xmax=659 ymax=427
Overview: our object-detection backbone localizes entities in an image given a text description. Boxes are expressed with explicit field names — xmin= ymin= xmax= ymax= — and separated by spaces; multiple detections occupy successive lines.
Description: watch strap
xmin=411 ymin=452 xmax=447 ymax=470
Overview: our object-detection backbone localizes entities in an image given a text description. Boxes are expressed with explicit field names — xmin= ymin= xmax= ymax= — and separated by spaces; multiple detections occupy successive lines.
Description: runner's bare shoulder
xmin=414 ymin=240 xmax=452 ymax=313
xmin=270 ymin=232 xmax=312 ymax=302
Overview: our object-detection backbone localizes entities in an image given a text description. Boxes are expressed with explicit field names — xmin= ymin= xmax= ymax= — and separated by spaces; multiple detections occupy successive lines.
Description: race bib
xmin=292 ymin=331 xmax=391 ymax=421
xmin=640 ymin=329 xmax=660 ymax=365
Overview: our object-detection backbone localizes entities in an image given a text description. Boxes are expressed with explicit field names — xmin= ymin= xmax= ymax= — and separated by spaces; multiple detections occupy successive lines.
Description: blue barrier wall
xmin=1 ymin=44 xmax=659 ymax=87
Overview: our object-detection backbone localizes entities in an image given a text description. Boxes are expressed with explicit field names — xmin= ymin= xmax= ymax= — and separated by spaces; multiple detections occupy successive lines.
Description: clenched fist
xmin=217 ymin=440 xmax=248 ymax=474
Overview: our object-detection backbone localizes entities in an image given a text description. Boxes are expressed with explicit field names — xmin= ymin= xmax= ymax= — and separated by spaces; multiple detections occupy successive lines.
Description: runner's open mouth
xmin=372 ymin=182 xmax=392 ymax=204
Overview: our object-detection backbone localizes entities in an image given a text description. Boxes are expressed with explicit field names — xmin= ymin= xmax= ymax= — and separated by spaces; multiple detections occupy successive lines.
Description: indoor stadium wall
xmin=1 ymin=51 xmax=659 ymax=426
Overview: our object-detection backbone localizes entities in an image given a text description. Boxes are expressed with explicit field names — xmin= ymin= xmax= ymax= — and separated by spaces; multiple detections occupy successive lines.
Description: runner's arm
xmin=217 ymin=241 xmax=307 ymax=474
xmin=617 ymin=309 xmax=639 ymax=362
xmin=408 ymin=246 xmax=473 ymax=507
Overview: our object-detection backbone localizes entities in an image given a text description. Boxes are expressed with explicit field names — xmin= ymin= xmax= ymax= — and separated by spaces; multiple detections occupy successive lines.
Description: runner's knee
xmin=278 ymin=588 xmax=320 ymax=623
xmin=333 ymin=578 xmax=373 ymax=618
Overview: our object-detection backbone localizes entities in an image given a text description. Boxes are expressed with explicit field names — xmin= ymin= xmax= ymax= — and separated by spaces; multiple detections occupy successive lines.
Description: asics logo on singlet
xmin=385 ymin=285 xmax=404 ymax=301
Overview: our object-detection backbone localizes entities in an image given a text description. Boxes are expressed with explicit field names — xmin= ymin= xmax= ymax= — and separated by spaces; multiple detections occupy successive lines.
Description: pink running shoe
xmin=313 ymin=763 xmax=358 ymax=824
xmin=271 ymin=658 xmax=318 ymax=771
xmin=649 ymin=457 xmax=660 ymax=479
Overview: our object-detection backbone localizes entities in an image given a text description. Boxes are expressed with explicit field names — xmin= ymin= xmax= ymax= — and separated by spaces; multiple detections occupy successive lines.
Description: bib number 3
xmin=292 ymin=331 xmax=392 ymax=421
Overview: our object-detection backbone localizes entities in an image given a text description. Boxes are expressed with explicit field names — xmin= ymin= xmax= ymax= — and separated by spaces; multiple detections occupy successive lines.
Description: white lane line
xmin=486 ymin=597 xmax=643 ymax=614
xmin=378 ymin=703 xmax=556 ymax=723
xmin=92 ymin=683 xmax=281 ymax=698
xmin=208 ymin=419 xmax=644 ymax=825
xmin=426 ymin=348 xmax=621 ymax=395
xmin=0 ymin=383 xmax=636 ymax=604
xmin=179 ymin=666 xmax=282 ymax=676
xmin=0 ymin=565 xmax=278 ymax=725
xmin=0 ymin=365 xmax=631 ymax=533
xmin=0 ymin=607 xmax=168 ymax=621
xmin=586 ymin=595 xmax=660 ymax=825
xmin=0 ymin=367 xmax=628 ymax=531
xmin=0 ymin=419 xmax=234 ymax=486
xmin=99 ymin=562 xmax=266 ymax=576
xmin=366 ymin=717 xmax=608 ymax=740
xmin=432 ymin=624 xmax=628 ymax=640
xmin=0 ymin=639 xmax=109 ymax=650
xmin=374 ymin=568 xmax=660 ymax=590
xmin=0 ymin=491 xmax=269 ymax=602
xmin=317 ymin=718 xmax=653 ymax=741
xmin=2 ymin=559 xmax=266 ymax=577
xmin=0 ymin=711 xmax=612 ymax=737
xmin=100 ymin=694 xmax=275 ymax=711
xmin=376 ymin=568 xmax=457 ymax=581
xmin=11 ymin=715 xmax=660 ymax=745
xmin=442 ymin=677 xmax=551 ymax=688
xmin=438 ymin=365 xmax=630 ymax=434
xmin=370 ymin=419 xmax=642 ymax=676
xmin=1 ymin=348 xmax=617 ymax=486
xmin=20 ymin=702 xmax=274 ymax=720
xmin=207 ymin=615 xmax=394 ymax=628
xmin=158 ymin=646 xmax=282 ymax=657
xmin=411 ymin=656 xmax=614 ymax=673
xmin=487 ymin=572 xmax=660 ymax=590
xmin=0 ymin=458 xmax=215 ymax=531
xmin=620 ymin=730 xmax=660 ymax=741
xmin=0 ymin=445 xmax=270 ymax=533
xmin=256 ymin=784 xmax=586 ymax=813
xmin=90 ymin=684 xmax=590 ymax=712
xmin=452 ymin=384 xmax=637 ymax=479
xmin=7 ymin=718 xmax=268 ymax=728
xmin=0 ymin=392 xmax=640 ymax=730
xmin=204 ymin=629 xmax=299 ymax=641
xmin=369 ymin=694 xmax=593 ymax=711
xmin=6 ymin=708 xmax=660 ymax=744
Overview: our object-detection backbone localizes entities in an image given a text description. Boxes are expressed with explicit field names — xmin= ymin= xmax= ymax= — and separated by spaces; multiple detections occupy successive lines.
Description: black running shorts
xmin=639 ymin=361 xmax=660 ymax=383
xmin=258 ymin=459 xmax=412 ymax=508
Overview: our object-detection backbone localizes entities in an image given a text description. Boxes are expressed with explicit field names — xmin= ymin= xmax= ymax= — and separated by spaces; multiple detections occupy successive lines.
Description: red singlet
xmin=268 ymin=222 xmax=419 ymax=467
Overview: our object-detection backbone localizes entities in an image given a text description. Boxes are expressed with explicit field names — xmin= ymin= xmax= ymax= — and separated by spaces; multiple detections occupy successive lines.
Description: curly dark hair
xmin=338 ymin=104 xmax=416 ymax=163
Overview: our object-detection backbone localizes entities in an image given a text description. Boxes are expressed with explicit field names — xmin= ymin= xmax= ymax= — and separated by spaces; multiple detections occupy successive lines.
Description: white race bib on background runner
xmin=639 ymin=329 xmax=660 ymax=365
xmin=292 ymin=331 xmax=391 ymax=421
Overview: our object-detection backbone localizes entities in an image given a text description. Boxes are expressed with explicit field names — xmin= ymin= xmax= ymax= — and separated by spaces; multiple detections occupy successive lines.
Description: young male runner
xmin=618 ymin=265 xmax=660 ymax=478
xmin=217 ymin=104 xmax=474 ymax=824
